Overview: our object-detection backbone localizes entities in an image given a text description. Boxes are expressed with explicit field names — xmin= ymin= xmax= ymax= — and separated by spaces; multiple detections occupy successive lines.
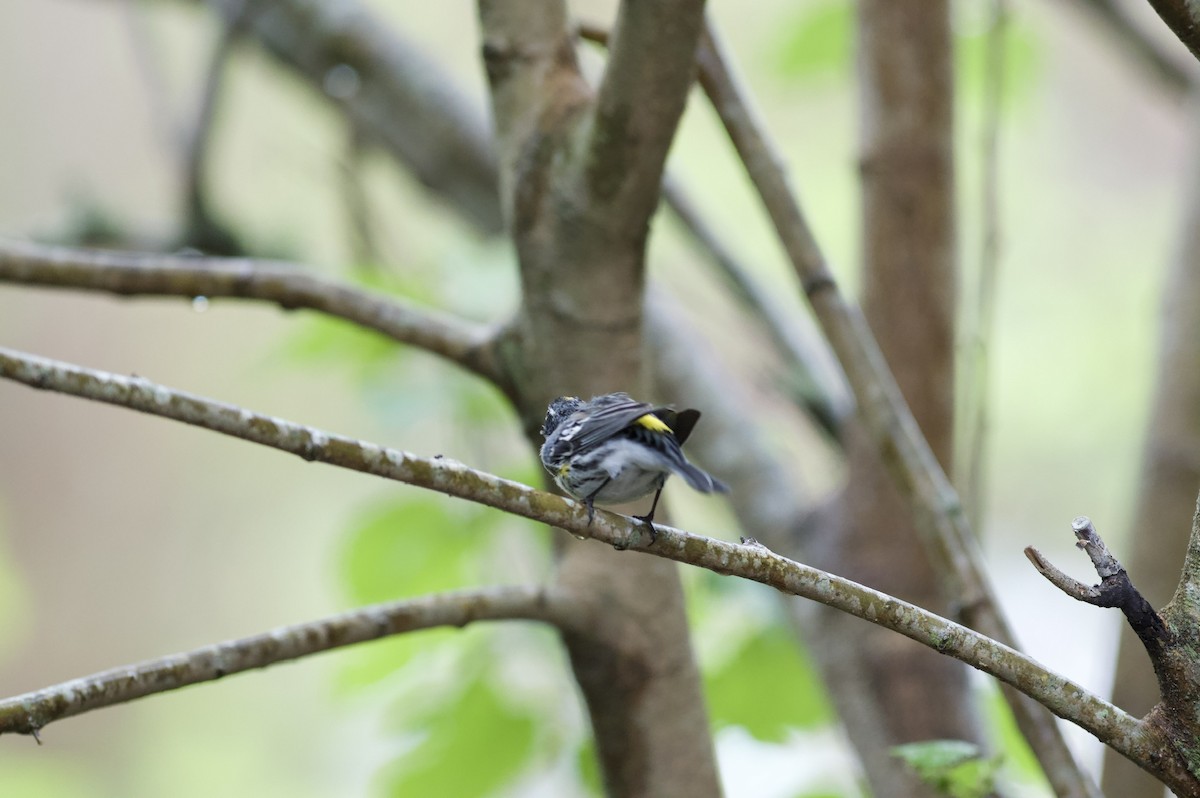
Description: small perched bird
xmin=539 ymin=392 xmax=728 ymax=536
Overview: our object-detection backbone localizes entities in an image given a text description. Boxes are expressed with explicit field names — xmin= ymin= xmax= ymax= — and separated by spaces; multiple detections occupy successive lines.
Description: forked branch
xmin=1027 ymin=516 xmax=1200 ymax=793
xmin=1027 ymin=517 xmax=1171 ymax=659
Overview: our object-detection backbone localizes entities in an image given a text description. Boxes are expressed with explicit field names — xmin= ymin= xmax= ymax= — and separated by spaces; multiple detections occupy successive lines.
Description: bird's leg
xmin=584 ymin=479 xmax=610 ymax=526
xmin=632 ymin=486 xmax=664 ymax=545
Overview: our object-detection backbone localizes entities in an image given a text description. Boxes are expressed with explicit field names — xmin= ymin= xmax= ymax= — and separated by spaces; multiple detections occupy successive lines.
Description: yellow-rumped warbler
xmin=539 ymin=392 xmax=728 ymax=535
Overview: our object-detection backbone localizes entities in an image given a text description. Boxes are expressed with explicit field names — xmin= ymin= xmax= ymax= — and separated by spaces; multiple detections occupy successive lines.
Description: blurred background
xmin=0 ymin=0 xmax=1194 ymax=796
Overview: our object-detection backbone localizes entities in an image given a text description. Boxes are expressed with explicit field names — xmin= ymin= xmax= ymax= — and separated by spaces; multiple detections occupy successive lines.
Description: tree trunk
xmin=812 ymin=3 xmax=980 ymax=796
xmin=478 ymin=2 xmax=723 ymax=795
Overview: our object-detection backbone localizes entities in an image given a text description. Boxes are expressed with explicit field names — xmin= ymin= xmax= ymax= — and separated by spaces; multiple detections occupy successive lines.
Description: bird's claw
xmin=631 ymin=514 xmax=658 ymax=545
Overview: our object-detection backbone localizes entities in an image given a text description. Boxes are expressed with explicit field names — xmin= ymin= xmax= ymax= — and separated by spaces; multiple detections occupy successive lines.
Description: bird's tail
xmin=671 ymin=458 xmax=729 ymax=495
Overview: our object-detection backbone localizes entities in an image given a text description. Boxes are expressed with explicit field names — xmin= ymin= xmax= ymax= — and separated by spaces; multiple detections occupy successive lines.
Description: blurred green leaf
xmin=452 ymin=371 xmax=514 ymax=426
xmin=774 ymin=1 xmax=851 ymax=80
xmin=341 ymin=498 xmax=488 ymax=605
xmin=333 ymin=630 xmax=457 ymax=692
xmin=279 ymin=314 xmax=400 ymax=372
xmin=0 ymin=759 xmax=100 ymax=798
xmin=706 ymin=627 xmax=834 ymax=741
xmin=0 ymin=511 xmax=30 ymax=661
xmin=772 ymin=0 xmax=1042 ymax=107
xmin=274 ymin=268 xmax=444 ymax=373
xmin=576 ymin=739 xmax=604 ymax=797
xmin=892 ymin=740 xmax=1001 ymax=798
xmin=335 ymin=498 xmax=495 ymax=687
xmin=980 ymin=683 xmax=1044 ymax=784
xmin=956 ymin=12 xmax=1042 ymax=106
xmin=381 ymin=676 xmax=536 ymax=798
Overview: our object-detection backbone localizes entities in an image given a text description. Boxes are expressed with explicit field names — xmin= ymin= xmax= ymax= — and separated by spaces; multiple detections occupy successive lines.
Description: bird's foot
xmin=631 ymin=513 xmax=658 ymax=545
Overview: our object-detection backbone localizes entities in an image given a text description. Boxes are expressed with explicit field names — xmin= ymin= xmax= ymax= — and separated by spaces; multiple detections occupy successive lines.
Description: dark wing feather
xmin=669 ymin=409 xmax=701 ymax=446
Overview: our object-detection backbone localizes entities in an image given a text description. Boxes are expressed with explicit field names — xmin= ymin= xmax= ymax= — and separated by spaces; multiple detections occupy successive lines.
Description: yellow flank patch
xmin=635 ymin=414 xmax=672 ymax=434
xmin=558 ymin=463 xmax=571 ymax=477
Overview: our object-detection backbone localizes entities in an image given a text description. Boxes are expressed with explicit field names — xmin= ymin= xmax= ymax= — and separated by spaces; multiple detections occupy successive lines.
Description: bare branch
xmin=691 ymin=21 xmax=1103 ymax=797
xmin=1025 ymin=545 xmax=1105 ymax=604
xmin=0 ymin=238 xmax=510 ymax=393
xmin=0 ymin=345 xmax=1156 ymax=767
xmin=339 ymin=126 xmax=383 ymax=269
xmin=0 ymin=586 xmax=577 ymax=739
xmin=1142 ymin=0 xmax=1200 ymax=66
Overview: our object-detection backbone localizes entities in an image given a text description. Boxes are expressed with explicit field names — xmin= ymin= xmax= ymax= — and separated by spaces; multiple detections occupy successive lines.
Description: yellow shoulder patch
xmin=635 ymin=414 xmax=673 ymax=434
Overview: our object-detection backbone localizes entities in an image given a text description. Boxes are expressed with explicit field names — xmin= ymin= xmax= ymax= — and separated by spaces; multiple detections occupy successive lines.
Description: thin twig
xmin=0 ymin=586 xmax=576 ymax=738
xmin=1024 ymin=547 xmax=1104 ymax=603
xmin=340 ymin=126 xmax=383 ymax=270
xmin=178 ymin=0 xmax=255 ymax=254
xmin=121 ymin=0 xmax=182 ymax=158
xmin=963 ymin=0 xmax=1008 ymax=531
xmin=693 ymin=19 xmax=1100 ymax=798
xmin=0 ymin=345 xmax=1159 ymax=770
xmin=0 ymin=238 xmax=509 ymax=393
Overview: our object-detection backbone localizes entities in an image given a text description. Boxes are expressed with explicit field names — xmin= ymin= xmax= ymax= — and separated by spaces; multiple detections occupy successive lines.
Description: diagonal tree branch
xmin=0 ymin=586 xmax=580 ymax=740
xmin=692 ymin=18 xmax=1099 ymax=798
xmin=0 ymin=345 xmax=584 ymax=540
xmin=1143 ymin=0 xmax=1200 ymax=65
xmin=0 ymin=345 xmax=1171 ymax=785
xmin=0 ymin=238 xmax=511 ymax=395
xmin=660 ymin=176 xmax=850 ymax=437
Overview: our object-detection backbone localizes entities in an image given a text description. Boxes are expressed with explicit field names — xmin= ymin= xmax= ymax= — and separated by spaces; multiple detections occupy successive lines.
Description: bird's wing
xmin=564 ymin=397 xmax=662 ymax=452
